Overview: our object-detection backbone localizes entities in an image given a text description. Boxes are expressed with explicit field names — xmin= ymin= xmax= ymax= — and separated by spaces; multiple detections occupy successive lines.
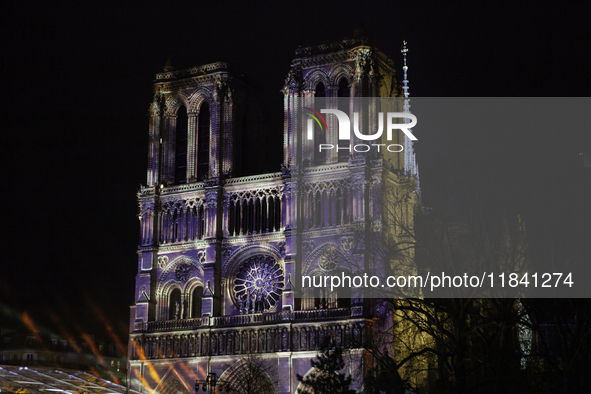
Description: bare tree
xmin=355 ymin=184 xmax=537 ymax=393
xmin=217 ymin=355 xmax=277 ymax=394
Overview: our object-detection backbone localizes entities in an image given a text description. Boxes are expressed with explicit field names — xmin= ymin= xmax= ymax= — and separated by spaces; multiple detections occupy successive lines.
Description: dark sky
xmin=2 ymin=2 xmax=590 ymax=343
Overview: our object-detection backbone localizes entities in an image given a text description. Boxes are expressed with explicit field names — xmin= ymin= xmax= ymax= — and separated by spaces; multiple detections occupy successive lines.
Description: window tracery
xmin=197 ymin=102 xmax=210 ymax=181
xmin=314 ymin=82 xmax=326 ymax=165
xmin=174 ymin=264 xmax=191 ymax=282
xmin=337 ymin=77 xmax=350 ymax=162
xmin=175 ymin=106 xmax=188 ymax=184
xmin=234 ymin=256 xmax=284 ymax=313
xmin=228 ymin=188 xmax=283 ymax=236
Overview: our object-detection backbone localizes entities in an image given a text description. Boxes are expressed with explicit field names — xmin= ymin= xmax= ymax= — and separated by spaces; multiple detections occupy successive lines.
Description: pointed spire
xmin=163 ymin=55 xmax=174 ymax=72
xmin=401 ymin=40 xmax=410 ymax=98
xmin=401 ymin=40 xmax=418 ymax=182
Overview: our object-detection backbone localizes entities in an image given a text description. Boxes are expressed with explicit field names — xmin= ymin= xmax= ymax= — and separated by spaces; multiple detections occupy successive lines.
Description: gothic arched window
xmin=169 ymin=288 xmax=181 ymax=320
xmin=314 ymin=82 xmax=326 ymax=164
xmin=337 ymin=78 xmax=350 ymax=162
xmin=191 ymin=286 xmax=203 ymax=318
xmin=197 ymin=102 xmax=210 ymax=181
xmin=175 ymin=106 xmax=188 ymax=184
xmin=338 ymin=77 xmax=349 ymax=99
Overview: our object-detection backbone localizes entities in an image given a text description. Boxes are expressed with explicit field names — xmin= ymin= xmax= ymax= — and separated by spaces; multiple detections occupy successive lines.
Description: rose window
xmin=318 ymin=246 xmax=339 ymax=271
xmin=234 ymin=256 xmax=284 ymax=313
xmin=175 ymin=264 xmax=191 ymax=282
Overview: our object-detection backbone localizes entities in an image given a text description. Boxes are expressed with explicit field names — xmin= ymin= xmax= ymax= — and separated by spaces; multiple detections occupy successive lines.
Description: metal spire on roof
xmin=401 ymin=40 xmax=410 ymax=98
xmin=400 ymin=40 xmax=418 ymax=183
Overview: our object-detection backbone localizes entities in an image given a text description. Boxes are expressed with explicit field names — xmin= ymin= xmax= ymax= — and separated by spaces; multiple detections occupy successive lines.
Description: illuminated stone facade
xmin=128 ymin=32 xmax=418 ymax=393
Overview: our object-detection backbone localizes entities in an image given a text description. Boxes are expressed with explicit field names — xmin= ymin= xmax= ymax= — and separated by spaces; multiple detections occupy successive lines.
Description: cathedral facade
xmin=128 ymin=31 xmax=418 ymax=394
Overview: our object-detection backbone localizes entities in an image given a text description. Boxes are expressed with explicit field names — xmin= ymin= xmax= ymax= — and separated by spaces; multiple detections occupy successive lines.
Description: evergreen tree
xmin=296 ymin=339 xmax=355 ymax=394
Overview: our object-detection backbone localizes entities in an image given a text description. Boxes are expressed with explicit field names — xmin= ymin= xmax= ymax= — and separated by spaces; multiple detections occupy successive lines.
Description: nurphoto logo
xmin=304 ymin=107 xmax=417 ymax=153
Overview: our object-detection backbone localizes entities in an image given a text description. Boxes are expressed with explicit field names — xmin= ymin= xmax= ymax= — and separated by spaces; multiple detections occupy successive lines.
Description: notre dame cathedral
xmin=128 ymin=29 xmax=419 ymax=393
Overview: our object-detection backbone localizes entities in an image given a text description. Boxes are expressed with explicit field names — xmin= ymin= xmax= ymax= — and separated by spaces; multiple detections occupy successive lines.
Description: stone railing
xmin=156 ymin=62 xmax=229 ymax=80
xmin=302 ymin=162 xmax=349 ymax=174
xmin=134 ymin=308 xmax=356 ymax=332
xmin=130 ymin=317 xmax=370 ymax=360
xmin=160 ymin=182 xmax=204 ymax=195
xmin=138 ymin=187 xmax=155 ymax=197
xmin=289 ymin=308 xmax=351 ymax=321
xmin=225 ymin=172 xmax=282 ymax=185
xmin=135 ymin=317 xmax=207 ymax=332
xmin=212 ymin=314 xmax=266 ymax=327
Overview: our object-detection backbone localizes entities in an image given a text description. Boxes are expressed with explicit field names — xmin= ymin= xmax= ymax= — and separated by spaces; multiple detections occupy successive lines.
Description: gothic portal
xmin=128 ymin=30 xmax=419 ymax=393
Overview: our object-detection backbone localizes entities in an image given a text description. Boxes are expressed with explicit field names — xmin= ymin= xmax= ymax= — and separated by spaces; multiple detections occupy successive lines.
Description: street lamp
xmin=195 ymin=373 xmax=218 ymax=394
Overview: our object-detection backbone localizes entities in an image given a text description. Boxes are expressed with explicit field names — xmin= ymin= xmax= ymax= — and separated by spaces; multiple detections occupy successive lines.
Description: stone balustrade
xmin=130 ymin=316 xmax=370 ymax=360
xmin=134 ymin=307 xmax=355 ymax=333
xmin=134 ymin=317 xmax=207 ymax=332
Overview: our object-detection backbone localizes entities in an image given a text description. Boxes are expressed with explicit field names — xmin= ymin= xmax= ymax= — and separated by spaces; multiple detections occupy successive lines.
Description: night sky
xmin=2 ymin=2 xmax=590 ymax=344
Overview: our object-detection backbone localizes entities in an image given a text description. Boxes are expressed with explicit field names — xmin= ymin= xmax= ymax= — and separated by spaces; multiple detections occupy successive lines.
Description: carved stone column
xmin=187 ymin=111 xmax=197 ymax=182
xmin=222 ymin=193 xmax=230 ymax=237
xmin=205 ymin=189 xmax=217 ymax=238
